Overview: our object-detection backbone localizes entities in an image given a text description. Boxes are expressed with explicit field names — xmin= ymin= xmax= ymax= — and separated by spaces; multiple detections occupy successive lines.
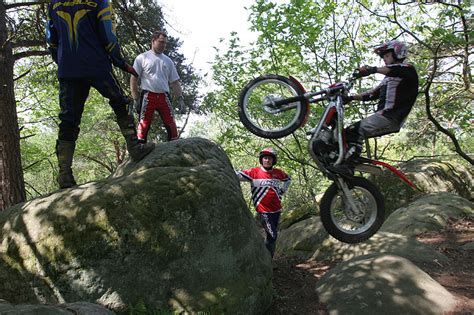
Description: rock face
xmin=276 ymin=193 xmax=473 ymax=261
xmin=316 ymin=254 xmax=457 ymax=315
xmin=371 ymin=159 xmax=473 ymax=215
xmin=0 ymin=138 xmax=273 ymax=314
xmin=380 ymin=192 xmax=473 ymax=236
xmin=276 ymin=217 xmax=448 ymax=264
xmin=277 ymin=191 xmax=472 ymax=315
xmin=0 ymin=300 xmax=114 ymax=315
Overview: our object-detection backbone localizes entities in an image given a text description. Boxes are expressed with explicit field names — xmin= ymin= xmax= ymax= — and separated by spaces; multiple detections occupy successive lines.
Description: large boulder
xmin=0 ymin=138 xmax=273 ymax=314
xmin=0 ymin=300 xmax=113 ymax=314
xmin=380 ymin=192 xmax=473 ymax=237
xmin=275 ymin=216 xmax=328 ymax=259
xmin=316 ymin=254 xmax=457 ymax=315
xmin=276 ymin=193 xmax=471 ymax=263
xmin=371 ymin=159 xmax=473 ymax=215
xmin=276 ymin=217 xmax=447 ymax=264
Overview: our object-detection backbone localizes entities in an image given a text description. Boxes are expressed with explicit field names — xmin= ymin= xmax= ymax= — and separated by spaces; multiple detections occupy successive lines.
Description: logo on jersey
xmin=254 ymin=179 xmax=280 ymax=188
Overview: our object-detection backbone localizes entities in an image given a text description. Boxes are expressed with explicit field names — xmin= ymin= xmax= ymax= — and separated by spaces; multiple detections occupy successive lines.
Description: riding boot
xmin=328 ymin=122 xmax=364 ymax=176
xmin=328 ymin=143 xmax=362 ymax=176
xmin=56 ymin=140 xmax=77 ymax=188
xmin=116 ymin=114 xmax=155 ymax=161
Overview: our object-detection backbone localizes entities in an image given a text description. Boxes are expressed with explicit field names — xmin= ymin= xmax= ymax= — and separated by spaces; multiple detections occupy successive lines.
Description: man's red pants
xmin=137 ymin=91 xmax=178 ymax=142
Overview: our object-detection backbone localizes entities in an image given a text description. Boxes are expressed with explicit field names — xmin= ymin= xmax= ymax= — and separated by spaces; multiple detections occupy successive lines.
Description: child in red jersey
xmin=236 ymin=148 xmax=291 ymax=258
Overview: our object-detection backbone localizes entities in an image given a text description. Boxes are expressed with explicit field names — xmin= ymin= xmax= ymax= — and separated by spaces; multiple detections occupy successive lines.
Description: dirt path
xmin=265 ymin=217 xmax=474 ymax=314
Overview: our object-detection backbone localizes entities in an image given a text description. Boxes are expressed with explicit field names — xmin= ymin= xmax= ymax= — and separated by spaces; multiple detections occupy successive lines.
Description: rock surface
xmin=277 ymin=192 xmax=473 ymax=261
xmin=371 ymin=159 xmax=473 ymax=215
xmin=0 ymin=300 xmax=114 ymax=314
xmin=380 ymin=192 xmax=473 ymax=236
xmin=316 ymin=254 xmax=458 ymax=315
xmin=276 ymin=216 xmax=449 ymax=264
xmin=0 ymin=138 xmax=273 ymax=314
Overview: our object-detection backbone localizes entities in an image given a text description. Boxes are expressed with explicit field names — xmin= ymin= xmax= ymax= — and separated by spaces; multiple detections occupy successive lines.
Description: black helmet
xmin=259 ymin=147 xmax=277 ymax=166
xmin=374 ymin=40 xmax=408 ymax=60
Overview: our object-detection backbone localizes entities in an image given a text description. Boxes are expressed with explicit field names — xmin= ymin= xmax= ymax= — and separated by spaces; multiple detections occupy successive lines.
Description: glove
xmin=342 ymin=95 xmax=354 ymax=105
xmin=353 ymin=65 xmax=377 ymax=78
xmin=177 ymin=96 xmax=186 ymax=114
xmin=124 ymin=64 xmax=139 ymax=77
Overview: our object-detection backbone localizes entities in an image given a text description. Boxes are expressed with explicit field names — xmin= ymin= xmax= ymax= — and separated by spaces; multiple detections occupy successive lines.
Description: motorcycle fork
xmin=335 ymin=177 xmax=362 ymax=217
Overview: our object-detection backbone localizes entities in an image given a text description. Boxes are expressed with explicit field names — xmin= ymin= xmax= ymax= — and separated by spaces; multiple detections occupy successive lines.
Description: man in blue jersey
xmin=46 ymin=0 xmax=154 ymax=189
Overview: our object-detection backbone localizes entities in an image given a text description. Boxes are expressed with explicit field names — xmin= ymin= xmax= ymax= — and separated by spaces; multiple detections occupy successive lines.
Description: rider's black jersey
xmin=362 ymin=63 xmax=419 ymax=123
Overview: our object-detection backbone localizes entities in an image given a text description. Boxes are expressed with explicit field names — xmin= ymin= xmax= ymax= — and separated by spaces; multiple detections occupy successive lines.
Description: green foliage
xmin=11 ymin=1 xmax=201 ymax=198
xmin=205 ymin=0 xmax=473 ymax=212
xmin=11 ymin=0 xmax=473 ymax=202
xmin=16 ymin=56 xmax=127 ymax=197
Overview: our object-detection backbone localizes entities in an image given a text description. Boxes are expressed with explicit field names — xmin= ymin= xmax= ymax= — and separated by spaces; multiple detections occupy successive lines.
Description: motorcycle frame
xmin=286 ymin=76 xmax=418 ymax=191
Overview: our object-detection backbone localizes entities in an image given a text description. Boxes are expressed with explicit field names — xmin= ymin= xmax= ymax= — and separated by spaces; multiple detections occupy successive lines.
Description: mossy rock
xmin=370 ymin=159 xmax=473 ymax=216
xmin=311 ymin=231 xmax=448 ymax=264
xmin=276 ymin=216 xmax=329 ymax=259
xmin=279 ymin=202 xmax=317 ymax=230
xmin=380 ymin=192 xmax=473 ymax=237
xmin=277 ymin=215 xmax=447 ymax=264
xmin=316 ymin=254 xmax=457 ymax=315
xmin=0 ymin=300 xmax=114 ymax=314
xmin=0 ymin=138 xmax=273 ymax=314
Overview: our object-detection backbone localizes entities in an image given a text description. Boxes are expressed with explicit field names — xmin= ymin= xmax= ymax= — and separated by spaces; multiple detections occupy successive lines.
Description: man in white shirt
xmin=130 ymin=31 xmax=185 ymax=142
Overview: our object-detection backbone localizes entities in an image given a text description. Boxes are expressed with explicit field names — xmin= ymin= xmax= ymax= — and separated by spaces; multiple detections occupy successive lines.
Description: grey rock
xmin=276 ymin=216 xmax=448 ymax=264
xmin=316 ymin=254 xmax=457 ymax=315
xmin=380 ymin=192 xmax=473 ymax=236
xmin=0 ymin=138 xmax=273 ymax=314
xmin=461 ymin=242 xmax=474 ymax=250
xmin=0 ymin=301 xmax=113 ymax=314
xmin=370 ymin=159 xmax=473 ymax=215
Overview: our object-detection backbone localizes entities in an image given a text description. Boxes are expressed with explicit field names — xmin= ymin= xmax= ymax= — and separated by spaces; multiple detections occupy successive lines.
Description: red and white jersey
xmin=236 ymin=167 xmax=291 ymax=213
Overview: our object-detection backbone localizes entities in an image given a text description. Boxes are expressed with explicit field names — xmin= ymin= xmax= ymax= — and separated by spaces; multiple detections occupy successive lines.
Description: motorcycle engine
xmin=311 ymin=127 xmax=338 ymax=165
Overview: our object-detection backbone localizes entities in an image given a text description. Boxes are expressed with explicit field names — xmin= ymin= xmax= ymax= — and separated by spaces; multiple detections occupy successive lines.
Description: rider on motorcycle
xmin=330 ymin=40 xmax=419 ymax=176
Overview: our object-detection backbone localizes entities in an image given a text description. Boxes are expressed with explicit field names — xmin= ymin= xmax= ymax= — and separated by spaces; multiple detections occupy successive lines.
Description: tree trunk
xmin=0 ymin=3 xmax=26 ymax=211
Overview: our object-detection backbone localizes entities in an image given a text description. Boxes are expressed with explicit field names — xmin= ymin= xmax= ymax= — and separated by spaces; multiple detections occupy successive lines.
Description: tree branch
xmin=5 ymin=0 xmax=49 ymax=9
xmin=13 ymin=69 xmax=30 ymax=81
xmin=424 ymin=47 xmax=473 ymax=165
xmin=12 ymin=39 xmax=45 ymax=48
xmin=77 ymin=154 xmax=114 ymax=173
xmin=13 ymin=49 xmax=49 ymax=61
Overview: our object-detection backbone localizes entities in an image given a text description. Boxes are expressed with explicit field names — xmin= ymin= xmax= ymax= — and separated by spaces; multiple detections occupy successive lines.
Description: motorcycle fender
xmin=368 ymin=160 xmax=418 ymax=190
xmin=354 ymin=163 xmax=384 ymax=175
xmin=289 ymin=75 xmax=311 ymax=127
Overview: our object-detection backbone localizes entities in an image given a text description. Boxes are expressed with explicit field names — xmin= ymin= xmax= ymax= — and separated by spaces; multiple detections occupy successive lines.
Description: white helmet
xmin=374 ymin=40 xmax=408 ymax=60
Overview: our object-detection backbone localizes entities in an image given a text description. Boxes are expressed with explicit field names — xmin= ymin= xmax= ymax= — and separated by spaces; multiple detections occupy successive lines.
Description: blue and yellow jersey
xmin=46 ymin=0 xmax=127 ymax=78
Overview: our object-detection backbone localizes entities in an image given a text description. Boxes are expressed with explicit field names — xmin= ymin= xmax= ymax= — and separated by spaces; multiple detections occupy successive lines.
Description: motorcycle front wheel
xmin=237 ymin=74 xmax=308 ymax=139
xmin=319 ymin=177 xmax=385 ymax=243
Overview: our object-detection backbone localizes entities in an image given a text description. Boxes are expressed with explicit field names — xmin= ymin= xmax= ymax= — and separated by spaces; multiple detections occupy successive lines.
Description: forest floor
xmin=264 ymin=217 xmax=474 ymax=315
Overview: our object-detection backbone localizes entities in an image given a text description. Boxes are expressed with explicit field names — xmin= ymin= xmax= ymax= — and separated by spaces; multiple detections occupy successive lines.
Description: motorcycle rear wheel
xmin=320 ymin=177 xmax=385 ymax=243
